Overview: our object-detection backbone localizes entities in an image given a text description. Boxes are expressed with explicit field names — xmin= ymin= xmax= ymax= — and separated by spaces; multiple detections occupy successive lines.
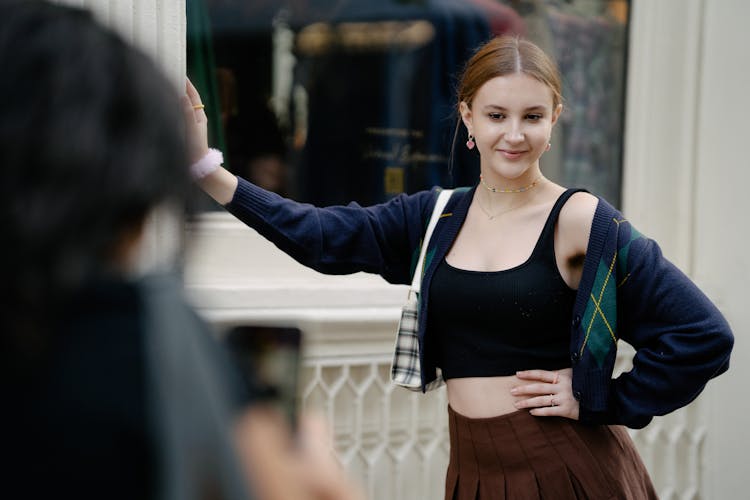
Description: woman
xmin=1 ymin=2 xmax=362 ymax=500
xmin=187 ymin=36 xmax=733 ymax=499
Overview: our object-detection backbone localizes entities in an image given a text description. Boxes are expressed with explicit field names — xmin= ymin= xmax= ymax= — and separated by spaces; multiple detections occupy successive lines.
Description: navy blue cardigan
xmin=226 ymin=178 xmax=733 ymax=429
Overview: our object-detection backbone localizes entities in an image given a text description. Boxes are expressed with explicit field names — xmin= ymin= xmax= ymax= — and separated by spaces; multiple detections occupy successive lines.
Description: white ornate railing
xmin=615 ymin=347 xmax=707 ymax=500
xmin=300 ymin=359 xmax=449 ymax=500
xmin=629 ymin=406 xmax=706 ymax=500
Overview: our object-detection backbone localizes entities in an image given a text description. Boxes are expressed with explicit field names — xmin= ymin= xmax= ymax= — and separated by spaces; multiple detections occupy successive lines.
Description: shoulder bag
xmin=390 ymin=189 xmax=453 ymax=392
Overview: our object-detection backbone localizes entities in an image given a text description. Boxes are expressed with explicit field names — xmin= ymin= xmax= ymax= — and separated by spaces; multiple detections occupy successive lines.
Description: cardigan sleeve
xmin=586 ymin=233 xmax=734 ymax=427
xmin=223 ymin=177 xmax=437 ymax=285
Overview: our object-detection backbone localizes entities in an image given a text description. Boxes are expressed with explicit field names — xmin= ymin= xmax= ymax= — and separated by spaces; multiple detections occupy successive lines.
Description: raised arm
xmin=180 ymin=79 xmax=437 ymax=285
xmin=182 ymin=78 xmax=237 ymax=205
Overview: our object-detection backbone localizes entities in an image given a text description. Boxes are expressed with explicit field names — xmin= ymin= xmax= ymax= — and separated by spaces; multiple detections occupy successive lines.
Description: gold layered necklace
xmin=476 ymin=193 xmax=531 ymax=220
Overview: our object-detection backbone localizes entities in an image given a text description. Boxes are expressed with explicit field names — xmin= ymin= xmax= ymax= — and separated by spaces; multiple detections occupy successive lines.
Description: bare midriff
xmin=446 ymin=376 xmax=524 ymax=418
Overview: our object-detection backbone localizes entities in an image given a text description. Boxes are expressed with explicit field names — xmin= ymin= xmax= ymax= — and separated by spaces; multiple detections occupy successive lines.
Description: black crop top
xmin=429 ymin=189 xmax=579 ymax=379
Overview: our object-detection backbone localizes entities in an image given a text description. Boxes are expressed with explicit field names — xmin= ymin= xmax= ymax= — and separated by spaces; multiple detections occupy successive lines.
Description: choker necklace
xmin=480 ymin=174 xmax=543 ymax=194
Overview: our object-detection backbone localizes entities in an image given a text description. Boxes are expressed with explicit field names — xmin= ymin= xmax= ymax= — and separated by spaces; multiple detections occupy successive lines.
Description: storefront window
xmin=188 ymin=0 xmax=629 ymax=208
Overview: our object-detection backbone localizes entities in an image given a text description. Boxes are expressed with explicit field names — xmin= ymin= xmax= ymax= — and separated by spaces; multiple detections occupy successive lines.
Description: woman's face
xmin=460 ymin=72 xmax=561 ymax=183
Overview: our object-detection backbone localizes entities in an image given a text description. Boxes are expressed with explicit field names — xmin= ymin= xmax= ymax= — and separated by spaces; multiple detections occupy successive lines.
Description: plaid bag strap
xmin=412 ymin=189 xmax=453 ymax=294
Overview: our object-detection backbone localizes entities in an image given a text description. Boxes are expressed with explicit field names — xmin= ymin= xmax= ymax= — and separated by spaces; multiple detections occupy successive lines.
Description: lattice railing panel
xmin=301 ymin=360 xmax=448 ymax=500
xmin=629 ymin=403 xmax=706 ymax=500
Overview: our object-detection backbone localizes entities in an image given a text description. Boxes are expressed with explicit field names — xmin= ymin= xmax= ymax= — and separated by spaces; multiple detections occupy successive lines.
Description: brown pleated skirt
xmin=446 ymin=406 xmax=658 ymax=500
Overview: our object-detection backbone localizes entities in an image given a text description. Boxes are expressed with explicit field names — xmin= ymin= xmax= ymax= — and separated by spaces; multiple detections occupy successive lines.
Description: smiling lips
xmin=498 ymin=149 xmax=527 ymax=160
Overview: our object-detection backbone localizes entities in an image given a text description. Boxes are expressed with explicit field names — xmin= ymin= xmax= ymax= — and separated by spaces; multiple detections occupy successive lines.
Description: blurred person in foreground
xmin=0 ymin=2 xmax=362 ymax=499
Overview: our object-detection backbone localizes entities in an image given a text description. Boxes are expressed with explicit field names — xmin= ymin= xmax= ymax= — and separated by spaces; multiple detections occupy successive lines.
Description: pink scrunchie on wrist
xmin=190 ymin=148 xmax=223 ymax=181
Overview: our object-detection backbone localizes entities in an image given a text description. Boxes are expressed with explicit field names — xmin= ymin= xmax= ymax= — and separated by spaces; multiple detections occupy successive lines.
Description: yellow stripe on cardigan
xmin=580 ymin=249 xmax=618 ymax=356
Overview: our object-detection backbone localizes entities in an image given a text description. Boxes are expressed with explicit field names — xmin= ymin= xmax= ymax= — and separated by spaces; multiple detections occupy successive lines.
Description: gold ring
xmin=193 ymin=104 xmax=205 ymax=110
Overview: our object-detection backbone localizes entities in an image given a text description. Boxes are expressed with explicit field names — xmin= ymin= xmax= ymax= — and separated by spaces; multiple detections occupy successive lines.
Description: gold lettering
xmin=364 ymin=144 xmax=448 ymax=165
xmin=365 ymin=127 xmax=423 ymax=138
xmin=363 ymin=144 xmax=399 ymax=161
xmin=296 ymin=23 xmax=335 ymax=56
xmin=297 ymin=20 xmax=436 ymax=55
xmin=399 ymin=144 xmax=412 ymax=162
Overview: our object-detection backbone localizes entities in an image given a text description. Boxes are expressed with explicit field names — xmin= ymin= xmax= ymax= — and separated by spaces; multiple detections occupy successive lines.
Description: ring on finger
xmin=193 ymin=104 xmax=205 ymax=110
xmin=549 ymin=395 xmax=556 ymax=407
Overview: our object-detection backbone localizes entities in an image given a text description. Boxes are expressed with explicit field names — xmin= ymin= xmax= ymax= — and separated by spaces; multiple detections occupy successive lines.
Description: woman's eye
xmin=488 ymin=113 xmax=504 ymax=120
xmin=526 ymin=114 xmax=543 ymax=121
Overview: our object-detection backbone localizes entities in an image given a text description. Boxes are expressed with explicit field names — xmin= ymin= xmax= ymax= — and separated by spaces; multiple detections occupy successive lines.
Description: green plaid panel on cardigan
xmin=580 ymin=219 xmax=645 ymax=368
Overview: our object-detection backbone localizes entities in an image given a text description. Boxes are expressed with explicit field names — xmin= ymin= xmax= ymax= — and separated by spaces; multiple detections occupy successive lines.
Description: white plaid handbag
xmin=390 ymin=189 xmax=453 ymax=392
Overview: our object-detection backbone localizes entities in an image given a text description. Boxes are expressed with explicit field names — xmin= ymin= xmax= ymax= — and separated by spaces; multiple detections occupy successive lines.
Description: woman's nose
xmin=504 ymin=123 xmax=525 ymax=143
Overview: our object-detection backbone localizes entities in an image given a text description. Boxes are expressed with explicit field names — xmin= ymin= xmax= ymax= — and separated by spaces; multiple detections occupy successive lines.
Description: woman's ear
xmin=551 ymin=103 xmax=563 ymax=126
xmin=459 ymin=101 xmax=473 ymax=135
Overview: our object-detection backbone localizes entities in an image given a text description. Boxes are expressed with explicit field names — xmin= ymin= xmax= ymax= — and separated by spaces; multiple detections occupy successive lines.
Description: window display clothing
xmin=293 ymin=0 xmax=494 ymax=205
xmin=225 ymin=177 xmax=733 ymax=430
xmin=467 ymin=0 xmax=526 ymax=36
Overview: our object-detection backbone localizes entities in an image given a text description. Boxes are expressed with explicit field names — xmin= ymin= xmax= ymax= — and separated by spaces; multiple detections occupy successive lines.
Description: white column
xmin=54 ymin=0 xmax=185 ymax=77
xmin=691 ymin=1 xmax=750 ymax=498
xmin=623 ymin=0 xmax=749 ymax=498
xmin=622 ymin=0 xmax=704 ymax=270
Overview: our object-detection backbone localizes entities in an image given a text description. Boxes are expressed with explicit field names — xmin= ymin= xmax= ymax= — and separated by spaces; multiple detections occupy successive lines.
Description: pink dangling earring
xmin=466 ymin=134 xmax=475 ymax=150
